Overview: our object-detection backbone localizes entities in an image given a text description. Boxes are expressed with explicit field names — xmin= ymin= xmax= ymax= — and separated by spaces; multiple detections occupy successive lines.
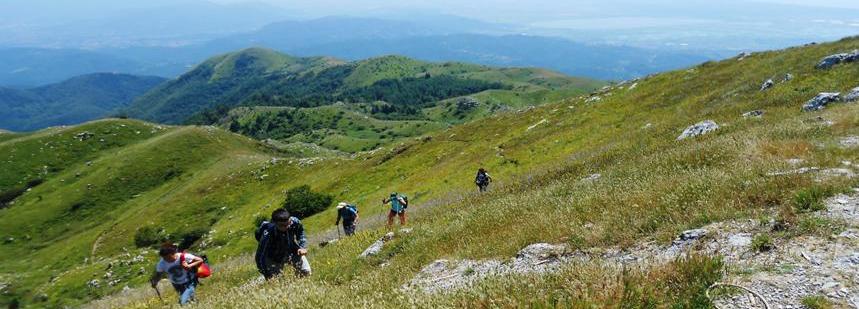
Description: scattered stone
xmin=786 ymin=158 xmax=804 ymax=165
xmin=767 ymin=167 xmax=820 ymax=176
xmin=760 ymin=79 xmax=774 ymax=91
xmin=742 ymin=110 xmax=764 ymax=118
xmin=360 ymin=232 xmax=395 ymax=258
xmin=677 ymin=120 xmax=719 ymax=140
xmin=74 ymin=132 xmax=94 ymax=141
xmin=726 ymin=233 xmax=752 ymax=247
xmin=406 ymin=259 xmax=504 ymax=293
xmin=802 ymin=92 xmax=842 ymax=111
xmin=841 ymin=136 xmax=859 ymax=148
xmin=319 ymin=239 xmax=338 ymax=248
xmin=642 ymin=123 xmax=653 ymax=129
xmin=816 ymin=50 xmax=859 ymax=69
xmin=737 ymin=52 xmax=752 ymax=61
xmin=782 ymin=73 xmax=794 ymax=82
xmin=585 ymin=96 xmax=601 ymax=103
xmin=581 ymin=173 xmax=601 ymax=182
xmin=819 ymin=168 xmax=856 ymax=180
xmin=679 ymin=229 xmax=708 ymax=241
xmin=87 ymin=279 xmax=100 ymax=289
xmin=846 ymin=87 xmax=859 ymax=103
xmin=510 ymin=243 xmax=568 ymax=273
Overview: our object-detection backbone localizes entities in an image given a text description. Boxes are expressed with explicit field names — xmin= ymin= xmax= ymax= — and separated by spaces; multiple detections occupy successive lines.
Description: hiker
xmin=255 ymin=209 xmax=311 ymax=279
xmin=382 ymin=192 xmax=408 ymax=228
xmin=335 ymin=202 xmax=359 ymax=236
xmin=149 ymin=243 xmax=204 ymax=305
xmin=475 ymin=168 xmax=492 ymax=192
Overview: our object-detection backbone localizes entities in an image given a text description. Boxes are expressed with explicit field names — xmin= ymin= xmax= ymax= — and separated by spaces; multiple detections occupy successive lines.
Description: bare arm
xmin=183 ymin=256 xmax=204 ymax=269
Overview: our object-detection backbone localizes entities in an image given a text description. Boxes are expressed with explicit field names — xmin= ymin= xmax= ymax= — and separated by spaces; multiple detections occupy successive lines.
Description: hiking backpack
xmin=476 ymin=172 xmax=489 ymax=185
xmin=344 ymin=204 xmax=358 ymax=221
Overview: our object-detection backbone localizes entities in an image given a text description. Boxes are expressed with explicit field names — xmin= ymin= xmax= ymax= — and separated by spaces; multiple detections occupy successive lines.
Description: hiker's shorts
xmin=343 ymin=223 xmax=357 ymax=236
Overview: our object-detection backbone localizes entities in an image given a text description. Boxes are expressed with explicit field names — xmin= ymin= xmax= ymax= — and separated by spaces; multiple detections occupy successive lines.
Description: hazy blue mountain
xmin=95 ymin=17 xmax=717 ymax=81
xmin=0 ymin=73 xmax=166 ymax=131
xmin=0 ymin=48 xmax=154 ymax=87
xmin=0 ymin=1 xmax=291 ymax=49
xmin=282 ymin=34 xmax=714 ymax=80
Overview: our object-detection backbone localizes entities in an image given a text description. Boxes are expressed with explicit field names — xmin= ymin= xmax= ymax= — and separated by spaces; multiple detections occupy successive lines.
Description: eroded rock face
xmin=677 ymin=120 xmax=719 ymax=140
xmin=802 ymin=92 xmax=841 ymax=112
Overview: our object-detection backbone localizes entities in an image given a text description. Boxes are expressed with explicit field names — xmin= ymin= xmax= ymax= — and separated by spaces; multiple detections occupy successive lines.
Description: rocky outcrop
xmin=841 ymin=136 xmax=859 ymax=148
xmin=456 ymin=97 xmax=480 ymax=111
xmin=360 ymin=232 xmax=395 ymax=257
xmin=677 ymin=120 xmax=719 ymax=140
xmin=405 ymin=189 xmax=859 ymax=307
xmin=816 ymin=50 xmax=859 ymax=69
xmin=742 ymin=110 xmax=764 ymax=118
xmin=405 ymin=243 xmax=570 ymax=293
xmin=802 ymin=92 xmax=841 ymax=111
xmin=846 ymin=87 xmax=859 ymax=103
xmin=760 ymin=79 xmax=774 ymax=91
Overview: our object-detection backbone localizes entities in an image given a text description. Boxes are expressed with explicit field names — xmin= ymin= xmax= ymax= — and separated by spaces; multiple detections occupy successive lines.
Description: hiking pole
xmin=153 ymin=285 xmax=164 ymax=303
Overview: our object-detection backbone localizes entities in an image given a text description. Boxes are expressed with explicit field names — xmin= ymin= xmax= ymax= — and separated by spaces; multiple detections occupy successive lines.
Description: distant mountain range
xmin=0 ymin=73 xmax=165 ymax=131
xmin=0 ymin=17 xmax=721 ymax=86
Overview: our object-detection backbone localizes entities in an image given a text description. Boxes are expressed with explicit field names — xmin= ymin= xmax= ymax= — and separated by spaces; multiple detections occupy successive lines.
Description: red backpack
xmin=180 ymin=252 xmax=212 ymax=278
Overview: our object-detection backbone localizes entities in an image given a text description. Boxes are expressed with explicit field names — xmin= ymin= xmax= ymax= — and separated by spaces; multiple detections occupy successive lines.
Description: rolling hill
xmin=2 ymin=36 xmax=859 ymax=308
xmin=0 ymin=73 xmax=166 ymax=131
xmin=124 ymin=48 xmax=602 ymax=125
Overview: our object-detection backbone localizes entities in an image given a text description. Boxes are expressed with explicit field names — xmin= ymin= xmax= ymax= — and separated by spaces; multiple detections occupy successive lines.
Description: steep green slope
xmin=0 ymin=119 xmax=275 ymax=307
xmin=0 ymin=73 xmax=166 ymax=132
xmin=124 ymin=47 xmax=603 ymax=125
xmin=5 ymin=37 xmax=859 ymax=308
xmin=91 ymin=36 xmax=859 ymax=308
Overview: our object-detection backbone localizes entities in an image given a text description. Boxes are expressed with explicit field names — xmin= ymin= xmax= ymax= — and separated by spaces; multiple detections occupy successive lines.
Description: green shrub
xmin=282 ymin=185 xmax=334 ymax=219
xmin=801 ymin=295 xmax=833 ymax=309
xmin=176 ymin=227 xmax=209 ymax=250
xmin=134 ymin=226 xmax=168 ymax=248
xmin=751 ymin=234 xmax=774 ymax=252
xmin=792 ymin=187 xmax=828 ymax=212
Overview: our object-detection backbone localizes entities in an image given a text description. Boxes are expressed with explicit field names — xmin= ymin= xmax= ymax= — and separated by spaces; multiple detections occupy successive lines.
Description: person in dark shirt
xmin=335 ymin=202 xmax=359 ymax=236
xmin=255 ymin=209 xmax=310 ymax=279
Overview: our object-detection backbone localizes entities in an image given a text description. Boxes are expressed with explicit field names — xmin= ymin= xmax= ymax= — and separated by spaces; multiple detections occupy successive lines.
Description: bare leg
xmin=399 ymin=212 xmax=407 ymax=226
xmin=387 ymin=211 xmax=395 ymax=229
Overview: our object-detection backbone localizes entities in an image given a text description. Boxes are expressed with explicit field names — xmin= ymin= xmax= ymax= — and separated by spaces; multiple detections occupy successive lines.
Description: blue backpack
xmin=343 ymin=204 xmax=358 ymax=221
xmin=390 ymin=195 xmax=408 ymax=213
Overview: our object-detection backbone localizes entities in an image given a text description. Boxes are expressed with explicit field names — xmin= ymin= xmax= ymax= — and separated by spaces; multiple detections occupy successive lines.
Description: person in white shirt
xmin=149 ymin=243 xmax=204 ymax=305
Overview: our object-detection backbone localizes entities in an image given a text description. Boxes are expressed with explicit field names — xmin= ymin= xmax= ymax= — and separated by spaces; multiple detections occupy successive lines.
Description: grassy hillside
xmin=0 ymin=73 xmax=166 ymax=131
xmin=124 ymin=47 xmax=603 ymax=125
xmin=222 ymin=105 xmax=448 ymax=152
xmin=3 ymin=37 xmax=859 ymax=308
